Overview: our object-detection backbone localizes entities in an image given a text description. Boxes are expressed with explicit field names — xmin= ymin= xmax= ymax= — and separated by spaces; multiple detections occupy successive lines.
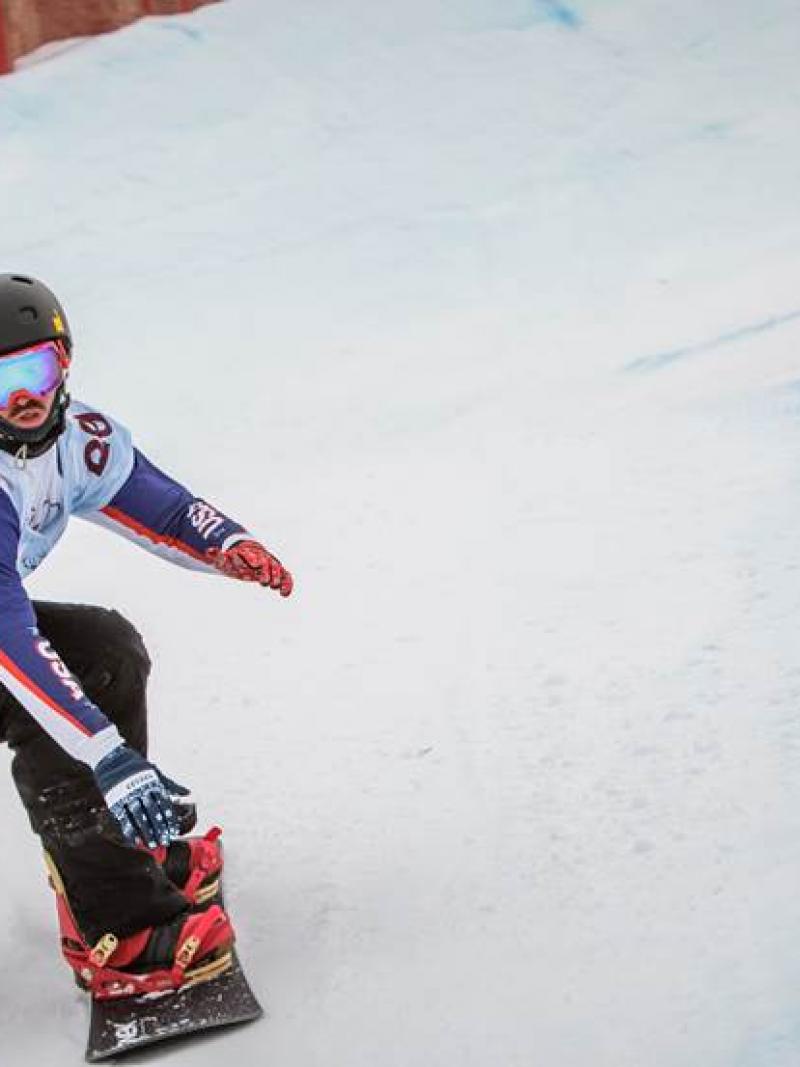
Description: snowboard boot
xmin=45 ymin=851 xmax=235 ymax=1000
xmin=74 ymin=907 xmax=235 ymax=1000
xmin=152 ymin=826 xmax=224 ymax=909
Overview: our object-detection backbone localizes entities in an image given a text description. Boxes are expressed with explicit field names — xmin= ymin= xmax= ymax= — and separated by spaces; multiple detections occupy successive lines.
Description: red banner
xmin=0 ymin=4 xmax=11 ymax=76
xmin=0 ymin=0 xmax=220 ymax=75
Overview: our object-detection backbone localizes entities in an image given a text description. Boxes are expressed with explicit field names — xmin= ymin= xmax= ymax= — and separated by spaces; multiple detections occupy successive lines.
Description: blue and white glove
xmin=93 ymin=745 xmax=192 ymax=849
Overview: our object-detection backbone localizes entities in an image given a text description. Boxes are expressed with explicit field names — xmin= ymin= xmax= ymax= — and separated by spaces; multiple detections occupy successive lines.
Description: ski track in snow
xmin=625 ymin=309 xmax=800 ymax=373
xmin=0 ymin=1 xmax=799 ymax=1065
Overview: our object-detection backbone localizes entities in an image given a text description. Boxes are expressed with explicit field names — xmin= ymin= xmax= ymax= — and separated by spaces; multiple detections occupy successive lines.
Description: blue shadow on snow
xmin=504 ymin=1 xmax=582 ymax=30
xmin=538 ymin=1 xmax=582 ymax=28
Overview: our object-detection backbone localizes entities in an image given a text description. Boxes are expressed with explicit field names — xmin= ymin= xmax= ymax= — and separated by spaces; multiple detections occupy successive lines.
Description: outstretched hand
xmin=207 ymin=539 xmax=294 ymax=597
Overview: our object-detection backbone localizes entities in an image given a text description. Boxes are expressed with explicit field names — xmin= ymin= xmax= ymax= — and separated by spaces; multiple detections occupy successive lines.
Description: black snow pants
xmin=0 ymin=602 xmax=189 ymax=944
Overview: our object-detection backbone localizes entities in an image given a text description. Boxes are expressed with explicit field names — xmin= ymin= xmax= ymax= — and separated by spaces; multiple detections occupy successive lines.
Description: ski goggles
xmin=0 ymin=340 xmax=68 ymax=409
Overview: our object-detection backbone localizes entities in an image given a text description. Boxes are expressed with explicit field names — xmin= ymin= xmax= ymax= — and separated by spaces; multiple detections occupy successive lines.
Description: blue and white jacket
xmin=0 ymin=400 xmax=249 ymax=769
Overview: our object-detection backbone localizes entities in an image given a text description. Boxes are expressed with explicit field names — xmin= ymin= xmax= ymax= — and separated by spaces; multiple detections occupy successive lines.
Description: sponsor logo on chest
xmin=27 ymin=496 xmax=63 ymax=533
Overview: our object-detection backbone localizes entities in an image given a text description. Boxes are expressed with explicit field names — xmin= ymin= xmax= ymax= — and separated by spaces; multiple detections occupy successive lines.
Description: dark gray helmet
xmin=0 ymin=273 xmax=72 ymax=356
xmin=0 ymin=273 xmax=72 ymax=453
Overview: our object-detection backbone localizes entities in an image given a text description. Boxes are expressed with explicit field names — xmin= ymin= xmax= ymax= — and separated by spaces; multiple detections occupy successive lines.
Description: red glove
xmin=207 ymin=539 xmax=294 ymax=597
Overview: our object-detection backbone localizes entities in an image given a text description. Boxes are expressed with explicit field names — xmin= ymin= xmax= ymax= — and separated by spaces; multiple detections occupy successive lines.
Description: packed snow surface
xmin=1 ymin=2 xmax=800 ymax=1064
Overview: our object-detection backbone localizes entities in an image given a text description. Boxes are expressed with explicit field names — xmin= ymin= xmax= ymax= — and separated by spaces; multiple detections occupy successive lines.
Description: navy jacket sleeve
xmin=81 ymin=449 xmax=249 ymax=572
xmin=0 ymin=491 xmax=123 ymax=767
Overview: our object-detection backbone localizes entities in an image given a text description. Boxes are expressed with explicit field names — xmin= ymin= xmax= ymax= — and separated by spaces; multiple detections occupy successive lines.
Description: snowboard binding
xmin=149 ymin=825 xmax=224 ymax=908
xmin=44 ymin=833 xmax=234 ymax=1001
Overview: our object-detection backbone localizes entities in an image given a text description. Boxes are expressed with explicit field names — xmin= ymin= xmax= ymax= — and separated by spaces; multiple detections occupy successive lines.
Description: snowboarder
xmin=0 ymin=273 xmax=293 ymax=996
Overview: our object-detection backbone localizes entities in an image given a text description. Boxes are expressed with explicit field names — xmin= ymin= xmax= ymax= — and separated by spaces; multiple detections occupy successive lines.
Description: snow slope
xmin=1 ymin=1 xmax=800 ymax=1063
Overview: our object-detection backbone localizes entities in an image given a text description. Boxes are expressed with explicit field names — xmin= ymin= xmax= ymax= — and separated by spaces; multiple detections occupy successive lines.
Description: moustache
xmin=9 ymin=397 xmax=46 ymax=414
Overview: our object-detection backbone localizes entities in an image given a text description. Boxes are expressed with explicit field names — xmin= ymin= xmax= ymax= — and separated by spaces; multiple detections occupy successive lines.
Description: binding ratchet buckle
xmin=90 ymin=933 xmax=119 ymax=969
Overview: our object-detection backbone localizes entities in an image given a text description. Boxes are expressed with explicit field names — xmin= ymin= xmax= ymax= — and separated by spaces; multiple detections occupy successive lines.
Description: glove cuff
xmin=93 ymin=743 xmax=146 ymax=791
xmin=221 ymin=531 xmax=254 ymax=552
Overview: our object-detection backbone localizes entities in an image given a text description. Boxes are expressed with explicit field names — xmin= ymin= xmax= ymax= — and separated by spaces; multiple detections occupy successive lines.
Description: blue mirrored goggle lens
xmin=0 ymin=343 xmax=63 ymax=408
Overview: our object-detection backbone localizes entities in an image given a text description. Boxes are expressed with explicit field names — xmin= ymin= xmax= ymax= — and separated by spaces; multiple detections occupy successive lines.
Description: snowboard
xmin=85 ymin=951 xmax=263 ymax=1061
xmin=82 ymin=837 xmax=264 ymax=1062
